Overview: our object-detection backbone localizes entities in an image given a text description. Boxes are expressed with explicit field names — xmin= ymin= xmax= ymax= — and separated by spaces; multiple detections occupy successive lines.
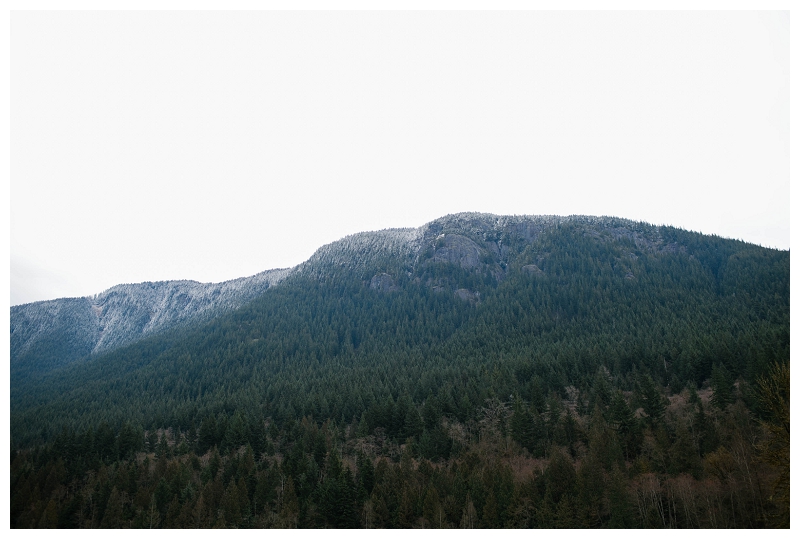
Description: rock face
xmin=429 ymin=234 xmax=483 ymax=269
xmin=11 ymin=268 xmax=291 ymax=377
xmin=369 ymin=273 xmax=397 ymax=292
xmin=522 ymin=264 xmax=544 ymax=275
xmin=454 ymin=288 xmax=480 ymax=302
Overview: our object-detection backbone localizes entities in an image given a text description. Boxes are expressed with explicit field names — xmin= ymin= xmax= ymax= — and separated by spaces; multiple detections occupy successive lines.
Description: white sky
xmin=9 ymin=9 xmax=791 ymax=306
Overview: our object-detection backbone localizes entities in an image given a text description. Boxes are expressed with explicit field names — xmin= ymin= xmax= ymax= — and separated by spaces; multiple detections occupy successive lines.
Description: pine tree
xmin=510 ymin=397 xmax=533 ymax=452
xmin=356 ymin=412 xmax=370 ymax=438
xmin=668 ymin=422 xmax=701 ymax=477
xmin=403 ymin=405 xmax=424 ymax=440
xmin=422 ymin=486 xmax=443 ymax=528
xmin=198 ymin=416 xmax=218 ymax=455
xmin=588 ymin=366 xmax=613 ymax=412
xmin=606 ymin=464 xmax=634 ymax=528
xmin=99 ymin=487 xmax=124 ymax=528
xmin=711 ymin=363 xmax=734 ymax=410
xmin=460 ymin=494 xmax=477 ymax=529
xmin=356 ymin=453 xmax=375 ymax=498
xmin=756 ymin=361 xmax=789 ymax=528
xmin=156 ymin=432 xmax=170 ymax=459
xmin=693 ymin=399 xmax=718 ymax=455
xmin=637 ymin=375 xmax=666 ymax=425
xmin=220 ymin=478 xmax=242 ymax=527
xmin=609 ymin=390 xmax=641 ymax=460
xmin=279 ymin=477 xmax=299 ymax=528
xmin=481 ymin=489 xmax=499 ymax=528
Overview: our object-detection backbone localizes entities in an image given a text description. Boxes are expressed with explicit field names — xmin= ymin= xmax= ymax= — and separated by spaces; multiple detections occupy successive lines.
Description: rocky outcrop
xmin=522 ymin=264 xmax=544 ymax=275
xmin=369 ymin=273 xmax=397 ymax=292
xmin=428 ymin=234 xmax=483 ymax=270
xmin=454 ymin=288 xmax=480 ymax=302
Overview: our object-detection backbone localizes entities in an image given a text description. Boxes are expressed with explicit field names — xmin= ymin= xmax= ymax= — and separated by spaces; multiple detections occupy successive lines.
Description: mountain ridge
xmin=9 ymin=212 xmax=790 ymax=529
xmin=11 ymin=267 xmax=292 ymax=379
xmin=10 ymin=211 xmax=787 ymax=389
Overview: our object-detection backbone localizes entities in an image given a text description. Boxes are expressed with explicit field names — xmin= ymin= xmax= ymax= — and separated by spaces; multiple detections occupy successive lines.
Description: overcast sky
xmin=10 ymin=10 xmax=789 ymax=306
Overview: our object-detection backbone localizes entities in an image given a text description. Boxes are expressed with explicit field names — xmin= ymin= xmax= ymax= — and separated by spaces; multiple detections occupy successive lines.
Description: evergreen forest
xmin=9 ymin=214 xmax=790 ymax=528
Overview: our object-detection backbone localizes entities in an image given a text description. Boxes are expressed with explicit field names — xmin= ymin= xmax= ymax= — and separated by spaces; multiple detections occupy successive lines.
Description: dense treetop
xmin=11 ymin=214 xmax=788 ymax=446
xmin=10 ymin=213 xmax=789 ymax=528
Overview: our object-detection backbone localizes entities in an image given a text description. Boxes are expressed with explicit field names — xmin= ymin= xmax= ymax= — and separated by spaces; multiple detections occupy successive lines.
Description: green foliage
xmin=710 ymin=363 xmax=734 ymax=410
xmin=11 ymin=221 xmax=789 ymax=451
xmin=510 ymin=397 xmax=534 ymax=453
xmin=8 ymin=218 xmax=789 ymax=528
xmin=9 ymin=392 xmax=786 ymax=529
xmin=756 ymin=362 xmax=789 ymax=527
xmin=636 ymin=375 xmax=666 ymax=425
xmin=608 ymin=390 xmax=642 ymax=460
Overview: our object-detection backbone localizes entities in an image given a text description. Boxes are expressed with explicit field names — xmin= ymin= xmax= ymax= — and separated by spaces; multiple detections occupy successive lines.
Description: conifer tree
xmin=609 ymin=390 xmax=641 ymax=460
xmin=279 ymin=477 xmax=298 ymax=528
xmin=637 ymin=375 xmax=666 ymax=425
xmin=510 ymin=397 xmax=533 ymax=452
xmin=756 ymin=361 xmax=789 ymax=527
xmin=711 ymin=363 xmax=734 ymax=410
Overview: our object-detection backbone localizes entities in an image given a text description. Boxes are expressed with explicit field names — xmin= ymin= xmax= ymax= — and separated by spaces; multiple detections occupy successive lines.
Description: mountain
xmin=11 ymin=267 xmax=291 ymax=381
xmin=7 ymin=212 xmax=555 ymax=378
xmin=10 ymin=212 xmax=790 ymax=529
xmin=10 ymin=213 xmax=789 ymax=447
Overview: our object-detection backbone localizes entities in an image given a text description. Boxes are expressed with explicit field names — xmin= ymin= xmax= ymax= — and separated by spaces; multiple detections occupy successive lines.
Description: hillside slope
xmin=10 ymin=213 xmax=789 ymax=447
xmin=11 ymin=267 xmax=291 ymax=381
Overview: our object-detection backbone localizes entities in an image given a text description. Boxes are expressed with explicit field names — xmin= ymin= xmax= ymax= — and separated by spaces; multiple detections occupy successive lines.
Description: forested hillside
xmin=10 ymin=268 xmax=291 ymax=383
xmin=10 ymin=213 xmax=790 ymax=528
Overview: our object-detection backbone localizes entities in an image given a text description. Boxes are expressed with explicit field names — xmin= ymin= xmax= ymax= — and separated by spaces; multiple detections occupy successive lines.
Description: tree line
xmin=11 ymin=361 xmax=789 ymax=528
xmin=10 ymin=220 xmax=789 ymax=527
